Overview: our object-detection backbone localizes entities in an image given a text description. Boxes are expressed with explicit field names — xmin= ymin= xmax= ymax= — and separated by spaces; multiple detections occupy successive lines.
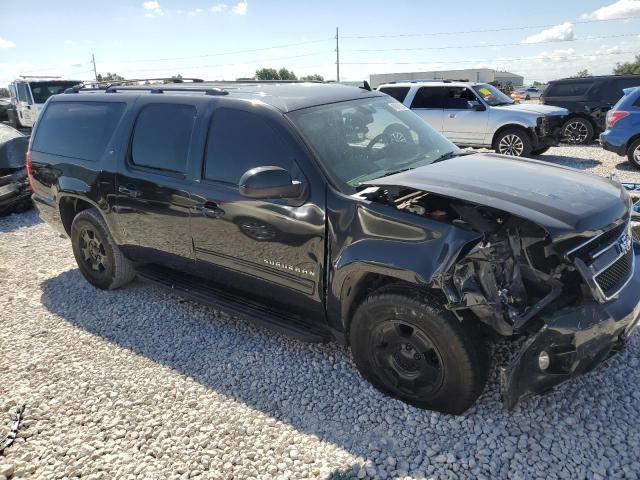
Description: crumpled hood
xmin=367 ymin=153 xmax=629 ymax=240
xmin=494 ymin=103 xmax=568 ymax=117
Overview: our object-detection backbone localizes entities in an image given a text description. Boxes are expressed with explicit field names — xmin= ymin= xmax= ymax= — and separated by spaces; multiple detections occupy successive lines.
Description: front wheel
xmin=494 ymin=128 xmax=532 ymax=157
xmin=562 ymin=117 xmax=594 ymax=144
xmin=350 ymin=288 xmax=489 ymax=414
xmin=71 ymin=208 xmax=136 ymax=290
xmin=628 ymin=138 xmax=640 ymax=170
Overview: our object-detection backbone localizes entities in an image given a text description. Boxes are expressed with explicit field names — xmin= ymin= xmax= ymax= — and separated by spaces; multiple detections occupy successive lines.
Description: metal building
xmin=369 ymin=68 xmax=524 ymax=87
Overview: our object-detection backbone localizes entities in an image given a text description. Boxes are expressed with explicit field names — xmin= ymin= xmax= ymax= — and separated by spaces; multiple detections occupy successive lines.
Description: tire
xmin=350 ymin=286 xmax=489 ymax=414
xmin=562 ymin=117 xmax=594 ymax=145
xmin=494 ymin=128 xmax=532 ymax=157
xmin=531 ymin=146 xmax=550 ymax=156
xmin=525 ymin=95 xmax=531 ymax=100
xmin=383 ymin=123 xmax=414 ymax=144
xmin=7 ymin=109 xmax=21 ymax=129
xmin=627 ymin=138 xmax=640 ymax=170
xmin=70 ymin=208 xmax=136 ymax=290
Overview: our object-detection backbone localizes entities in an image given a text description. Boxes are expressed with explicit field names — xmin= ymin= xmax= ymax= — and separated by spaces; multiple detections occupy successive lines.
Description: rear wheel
xmin=628 ymin=138 xmax=640 ymax=170
xmin=350 ymin=287 xmax=489 ymax=414
xmin=562 ymin=117 xmax=593 ymax=144
xmin=494 ymin=128 xmax=532 ymax=157
xmin=70 ymin=208 xmax=136 ymax=290
xmin=7 ymin=109 xmax=21 ymax=129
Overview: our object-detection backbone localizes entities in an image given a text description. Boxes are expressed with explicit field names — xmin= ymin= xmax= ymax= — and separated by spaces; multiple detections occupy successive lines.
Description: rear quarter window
xmin=32 ymin=101 xmax=126 ymax=161
xmin=546 ymin=81 xmax=593 ymax=97
xmin=378 ymin=87 xmax=410 ymax=103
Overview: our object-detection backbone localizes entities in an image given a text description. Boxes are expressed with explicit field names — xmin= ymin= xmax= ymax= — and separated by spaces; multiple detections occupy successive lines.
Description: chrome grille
xmin=594 ymin=248 xmax=634 ymax=299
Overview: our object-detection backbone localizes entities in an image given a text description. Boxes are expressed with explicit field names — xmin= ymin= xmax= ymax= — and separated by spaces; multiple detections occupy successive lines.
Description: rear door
xmin=442 ymin=86 xmax=488 ymax=144
xmin=113 ymin=98 xmax=200 ymax=270
xmin=186 ymin=102 xmax=326 ymax=320
xmin=409 ymin=86 xmax=445 ymax=131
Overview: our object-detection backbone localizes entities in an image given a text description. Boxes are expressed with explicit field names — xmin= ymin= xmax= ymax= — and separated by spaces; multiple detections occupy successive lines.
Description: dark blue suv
xmin=600 ymin=87 xmax=640 ymax=169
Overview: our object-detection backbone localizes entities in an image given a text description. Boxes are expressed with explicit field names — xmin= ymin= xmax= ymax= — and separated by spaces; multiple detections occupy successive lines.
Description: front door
xmin=113 ymin=99 xmax=200 ymax=270
xmin=16 ymin=82 xmax=35 ymax=127
xmin=442 ymin=86 xmax=488 ymax=145
xmin=187 ymin=105 xmax=326 ymax=320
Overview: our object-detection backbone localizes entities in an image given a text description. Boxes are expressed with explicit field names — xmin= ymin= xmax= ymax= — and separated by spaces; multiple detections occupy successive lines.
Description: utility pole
xmin=91 ymin=54 xmax=98 ymax=81
xmin=335 ymin=27 xmax=340 ymax=83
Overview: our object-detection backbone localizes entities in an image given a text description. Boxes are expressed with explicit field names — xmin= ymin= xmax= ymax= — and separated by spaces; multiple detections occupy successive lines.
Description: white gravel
xmin=1 ymin=145 xmax=640 ymax=480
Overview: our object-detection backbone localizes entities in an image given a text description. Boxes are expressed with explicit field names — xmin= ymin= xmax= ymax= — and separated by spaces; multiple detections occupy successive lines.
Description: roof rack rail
xmin=103 ymin=85 xmax=229 ymax=96
xmin=198 ymin=79 xmax=325 ymax=84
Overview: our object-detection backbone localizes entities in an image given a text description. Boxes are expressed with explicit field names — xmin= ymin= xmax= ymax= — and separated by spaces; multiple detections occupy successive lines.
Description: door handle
xmin=449 ymin=113 xmax=456 ymax=118
xmin=195 ymin=201 xmax=225 ymax=218
xmin=118 ymin=184 xmax=141 ymax=198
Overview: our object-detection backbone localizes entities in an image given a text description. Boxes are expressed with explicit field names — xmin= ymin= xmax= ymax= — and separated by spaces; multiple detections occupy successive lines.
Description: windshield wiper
xmin=432 ymin=150 xmax=472 ymax=164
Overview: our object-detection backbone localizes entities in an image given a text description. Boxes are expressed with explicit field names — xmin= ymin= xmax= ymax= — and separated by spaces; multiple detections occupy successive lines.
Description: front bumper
xmin=0 ymin=175 xmax=31 ymax=212
xmin=501 ymin=243 xmax=640 ymax=409
xmin=533 ymin=116 xmax=565 ymax=149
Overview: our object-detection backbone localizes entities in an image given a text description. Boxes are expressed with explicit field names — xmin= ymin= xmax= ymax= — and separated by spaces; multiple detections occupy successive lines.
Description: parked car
xmin=514 ymin=87 xmax=542 ymax=100
xmin=28 ymin=82 xmax=639 ymax=414
xmin=541 ymin=74 xmax=640 ymax=144
xmin=600 ymin=87 xmax=640 ymax=169
xmin=0 ymin=123 xmax=31 ymax=215
xmin=377 ymin=81 xmax=567 ymax=157
xmin=0 ymin=97 xmax=11 ymax=121
xmin=8 ymin=77 xmax=81 ymax=128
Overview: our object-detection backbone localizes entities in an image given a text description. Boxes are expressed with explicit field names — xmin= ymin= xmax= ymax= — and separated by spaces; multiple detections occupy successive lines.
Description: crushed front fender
xmin=501 ymin=243 xmax=640 ymax=409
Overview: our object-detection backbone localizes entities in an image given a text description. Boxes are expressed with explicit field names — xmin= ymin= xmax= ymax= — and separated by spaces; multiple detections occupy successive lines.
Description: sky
xmin=1 ymin=0 xmax=640 ymax=85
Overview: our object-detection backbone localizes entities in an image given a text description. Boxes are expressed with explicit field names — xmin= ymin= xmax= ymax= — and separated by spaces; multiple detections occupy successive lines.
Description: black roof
xmin=60 ymin=82 xmax=385 ymax=113
xmin=550 ymin=74 xmax=640 ymax=84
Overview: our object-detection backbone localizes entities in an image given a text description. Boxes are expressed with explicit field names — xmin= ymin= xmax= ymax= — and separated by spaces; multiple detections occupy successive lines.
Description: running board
xmin=137 ymin=265 xmax=331 ymax=343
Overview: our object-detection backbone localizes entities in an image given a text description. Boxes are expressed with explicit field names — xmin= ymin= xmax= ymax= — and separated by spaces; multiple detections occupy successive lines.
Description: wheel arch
xmin=58 ymin=195 xmax=100 ymax=236
xmin=626 ymin=133 xmax=640 ymax=153
xmin=491 ymin=123 xmax=533 ymax=150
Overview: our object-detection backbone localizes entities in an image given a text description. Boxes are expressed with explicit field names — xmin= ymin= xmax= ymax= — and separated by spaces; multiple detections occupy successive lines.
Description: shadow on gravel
xmin=0 ymin=207 xmax=42 ymax=233
xmin=39 ymin=268 xmax=637 ymax=475
xmin=536 ymin=154 xmax=601 ymax=170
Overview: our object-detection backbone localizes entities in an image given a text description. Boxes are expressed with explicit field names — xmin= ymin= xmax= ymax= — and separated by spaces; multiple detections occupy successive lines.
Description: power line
xmin=340 ymin=15 xmax=640 ymax=39
xmin=347 ymin=33 xmax=640 ymax=52
xmin=118 ymin=38 xmax=332 ymax=64
xmin=340 ymin=49 xmax=638 ymax=66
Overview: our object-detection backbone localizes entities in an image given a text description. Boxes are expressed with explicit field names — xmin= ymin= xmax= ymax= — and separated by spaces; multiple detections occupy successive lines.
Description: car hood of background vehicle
xmin=367 ymin=153 xmax=629 ymax=240
xmin=494 ymin=103 xmax=568 ymax=116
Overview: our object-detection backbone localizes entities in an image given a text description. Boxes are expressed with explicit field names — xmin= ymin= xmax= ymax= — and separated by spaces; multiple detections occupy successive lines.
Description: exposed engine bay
xmin=358 ymin=185 xmax=584 ymax=337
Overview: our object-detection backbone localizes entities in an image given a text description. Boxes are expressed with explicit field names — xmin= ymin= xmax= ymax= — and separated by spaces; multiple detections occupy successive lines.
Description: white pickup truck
xmin=8 ymin=77 xmax=81 ymax=128
xmin=377 ymin=81 xmax=568 ymax=157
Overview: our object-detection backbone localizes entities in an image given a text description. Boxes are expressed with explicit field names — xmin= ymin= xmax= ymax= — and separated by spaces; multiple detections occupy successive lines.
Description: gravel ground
xmin=1 ymin=145 xmax=640 ymax=480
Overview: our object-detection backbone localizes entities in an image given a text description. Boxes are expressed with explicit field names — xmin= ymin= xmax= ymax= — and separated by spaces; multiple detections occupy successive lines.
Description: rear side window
xmin=131 ymin=103 xmax=196 ymax=174
xmin=546 ymin=81 xmax=593 ymax=97
xmin=204 ymin=109 xmax=294 ymax=185
xmin=606 ymin=77 xmax=640 ymax=102
xmin=411 ymin=87 xmax=445 ymax=109
xmin=32 ymin=101 xmax=125 ymax=161
xmin=379 ymin=87 xmax=410 ymax=103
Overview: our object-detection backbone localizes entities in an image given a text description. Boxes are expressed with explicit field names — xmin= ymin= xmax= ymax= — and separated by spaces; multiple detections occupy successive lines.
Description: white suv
xmin=377 ymin=81 xmax=567 ymax=157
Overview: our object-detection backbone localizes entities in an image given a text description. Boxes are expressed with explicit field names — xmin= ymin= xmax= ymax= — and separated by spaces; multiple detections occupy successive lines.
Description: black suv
xmin=541 ymin=74 xmax=640 ymax=144
xmin=29 ymin=82 xmax=640 ymax=413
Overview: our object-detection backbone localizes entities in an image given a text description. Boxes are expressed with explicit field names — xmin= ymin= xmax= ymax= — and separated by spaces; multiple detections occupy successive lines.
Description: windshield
xmin=288 ymin=97 xmax=461 ymax=192
xmin=29 ymin=81 xmax=79 ymax=104
xmin=472 ymin=84 xmax=515 ymax=106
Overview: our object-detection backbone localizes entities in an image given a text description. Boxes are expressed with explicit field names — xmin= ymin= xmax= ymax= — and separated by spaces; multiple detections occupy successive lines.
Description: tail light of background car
xmin=26 ymin=150 xmax=35 ymax=191
xmin=607 ymin=110 xmax=630 ymax=129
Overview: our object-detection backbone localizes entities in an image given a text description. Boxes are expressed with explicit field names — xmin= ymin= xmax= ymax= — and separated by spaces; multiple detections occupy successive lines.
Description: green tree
xmin=96 ymin=72 xmax=125 ymax=82
xmin=255 ymin=68 xmax=280 ymax=80
xmin=301 ymin=74 xmax=324 ymax=82
xmin=613 ymin=54 xmax=640 ymax=75
xmin=574 ymin=69 xmax=592 ymax=78
xmin=277 ymin=67 xmax=297 ymax=80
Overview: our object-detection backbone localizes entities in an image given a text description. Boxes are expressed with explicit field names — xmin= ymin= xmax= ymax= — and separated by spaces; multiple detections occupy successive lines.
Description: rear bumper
xmin=600 ymin=130 xmax=628 ymax=156
xmin=33 ymin=194 xmax=67 ymax=236
xmin=0 ymin=175 xmax=31 ymax=212
xmin=501 ymin=243 xmax=640 ymax=408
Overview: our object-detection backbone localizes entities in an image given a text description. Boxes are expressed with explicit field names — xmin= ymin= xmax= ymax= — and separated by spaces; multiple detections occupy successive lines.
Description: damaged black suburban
xmin=30 ymin=85 xmax=639 ymax=414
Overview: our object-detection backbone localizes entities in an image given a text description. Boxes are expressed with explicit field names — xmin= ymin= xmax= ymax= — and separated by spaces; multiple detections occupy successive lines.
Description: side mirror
xmin=469 ymin=100 xmax=486 ymax=111
xmin=239 ymin=166 xmax=306 ymax=200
